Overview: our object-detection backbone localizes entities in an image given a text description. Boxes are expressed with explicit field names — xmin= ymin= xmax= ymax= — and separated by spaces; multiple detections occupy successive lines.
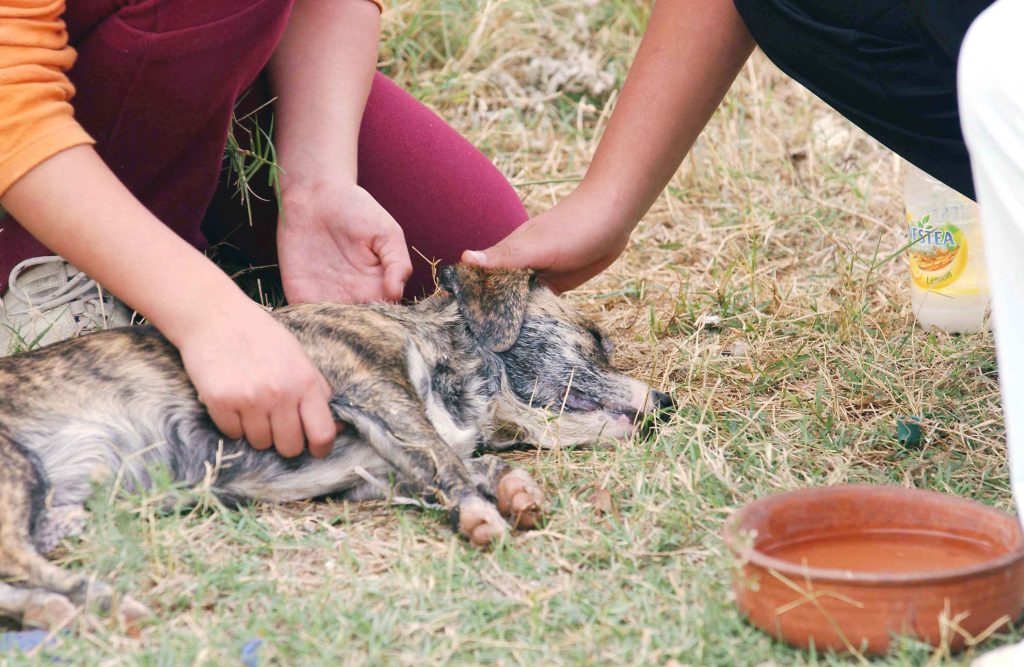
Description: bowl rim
xmin=722 ymin=484 xmax=1024 ymax=586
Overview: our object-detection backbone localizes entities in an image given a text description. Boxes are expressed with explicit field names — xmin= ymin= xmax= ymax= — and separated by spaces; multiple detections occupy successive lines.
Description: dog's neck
xmin=405 ymin=293 xmax=504 ymax=388
xmin=370 ymin=295 xmax=511 ymax=442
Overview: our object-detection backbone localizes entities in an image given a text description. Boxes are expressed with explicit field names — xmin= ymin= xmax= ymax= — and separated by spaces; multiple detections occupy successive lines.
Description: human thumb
xmin=461 ymin=249 xmax=489 ymax=266
xmin=377 ymin=237 xmax=413 ymax=302
xmin=383 ymin=261 xmax=410 ymax=302
xmin=462 ymin=238 xmax=520 ymax=268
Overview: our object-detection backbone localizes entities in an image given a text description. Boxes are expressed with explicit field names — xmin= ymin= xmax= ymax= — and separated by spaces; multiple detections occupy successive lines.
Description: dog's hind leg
xmin=330 ymin=390 xmax=509 ymax=546
xmin=466 ymin=456 xmax=544 ymax=530
xmin=0 ymin=441 xmax=78 ymax=627
xmin=0 ymin=436 xmax=150 ymax=628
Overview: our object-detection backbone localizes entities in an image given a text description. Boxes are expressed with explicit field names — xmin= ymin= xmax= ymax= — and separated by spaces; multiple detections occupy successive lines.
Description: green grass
xmin=3 ymin=1 xmax=1015 ymax=664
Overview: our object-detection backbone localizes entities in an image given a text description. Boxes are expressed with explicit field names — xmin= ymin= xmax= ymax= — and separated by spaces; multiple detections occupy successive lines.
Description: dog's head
xmin=438 ymin=264 xmax=672 ymax=447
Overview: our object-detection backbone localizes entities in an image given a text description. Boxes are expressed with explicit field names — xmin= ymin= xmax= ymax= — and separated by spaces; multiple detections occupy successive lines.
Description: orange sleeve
xmin=0 ymin=0 xmax=94 ymax=197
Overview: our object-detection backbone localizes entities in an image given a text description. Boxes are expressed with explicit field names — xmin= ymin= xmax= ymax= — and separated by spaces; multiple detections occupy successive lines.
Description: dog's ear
xmin=438 ymin=264 xmax=535 ymax=352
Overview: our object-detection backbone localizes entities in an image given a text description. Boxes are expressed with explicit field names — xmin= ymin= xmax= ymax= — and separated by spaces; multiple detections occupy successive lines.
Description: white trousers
xmin=958 ymin=0 xmax=1024 ymax=517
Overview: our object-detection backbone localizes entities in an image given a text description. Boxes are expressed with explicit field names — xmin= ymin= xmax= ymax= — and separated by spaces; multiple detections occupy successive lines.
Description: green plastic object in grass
xmin=896 ymin=416 xmax=923 ymax=448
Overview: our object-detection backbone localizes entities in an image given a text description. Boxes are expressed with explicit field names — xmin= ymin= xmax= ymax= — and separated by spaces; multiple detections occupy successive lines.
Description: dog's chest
xmin=420 ymin=356 xmax=493 ymax=458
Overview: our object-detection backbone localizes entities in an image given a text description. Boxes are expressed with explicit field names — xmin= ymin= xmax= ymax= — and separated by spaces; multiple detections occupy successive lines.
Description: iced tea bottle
xmin=904 ymin=161 xmax=990 ymax=333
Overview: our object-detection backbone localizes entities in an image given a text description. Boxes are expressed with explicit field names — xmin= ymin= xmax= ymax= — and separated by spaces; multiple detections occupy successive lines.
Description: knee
xmin=958 ymin=3 xmax=1022 ymax=113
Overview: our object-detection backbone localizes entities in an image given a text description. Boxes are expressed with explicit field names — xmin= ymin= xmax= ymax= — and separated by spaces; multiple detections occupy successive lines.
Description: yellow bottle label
xmin=907 ymin=212 xmax=968 ymax=291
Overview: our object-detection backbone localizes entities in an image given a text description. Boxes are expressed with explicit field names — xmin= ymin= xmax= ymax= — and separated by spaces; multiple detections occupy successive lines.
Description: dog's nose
xmin=653 ymin=391 xmax=674 ymax=410
xmin=651 ymin=390 xmax=674 ymax=420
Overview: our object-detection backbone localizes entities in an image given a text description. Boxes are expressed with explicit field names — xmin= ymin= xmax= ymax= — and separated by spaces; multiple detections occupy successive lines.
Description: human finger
xmin=270 ymin=402 xmax=305 ymax=459
xmin=205 ymin=403 xmax=244 ymax=440
xmin=300 ymin=392 xmax=338 ymax=459
xmin=240 ymin=409 xmax=274 ymax=451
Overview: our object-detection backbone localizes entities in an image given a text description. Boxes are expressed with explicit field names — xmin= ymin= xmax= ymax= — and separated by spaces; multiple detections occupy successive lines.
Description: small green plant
xmin=223 ymin=96 xmax=282 ymax=227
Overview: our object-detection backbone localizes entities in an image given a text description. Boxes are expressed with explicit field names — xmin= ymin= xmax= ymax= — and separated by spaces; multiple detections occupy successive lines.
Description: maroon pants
xmin=0 ymin=0 xmax=527 ymax=299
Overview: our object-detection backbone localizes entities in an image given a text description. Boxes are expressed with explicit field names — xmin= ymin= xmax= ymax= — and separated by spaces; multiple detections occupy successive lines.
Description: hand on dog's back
xmin=175 ymin=298 xmax=337 ymax=459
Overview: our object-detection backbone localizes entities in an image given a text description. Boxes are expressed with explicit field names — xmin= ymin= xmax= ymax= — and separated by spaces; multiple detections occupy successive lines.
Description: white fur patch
xmin=489 ymin=385 xmax=635 ymax=449
xmin=405 ymin=341 xmax=479 ymax=457
xmin=220 ymin=440 xmax=385 ymax=502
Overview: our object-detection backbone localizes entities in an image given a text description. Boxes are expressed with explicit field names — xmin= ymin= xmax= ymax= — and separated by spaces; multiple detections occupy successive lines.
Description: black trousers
xmin=733 ymin=0 xmax=995 ymax=199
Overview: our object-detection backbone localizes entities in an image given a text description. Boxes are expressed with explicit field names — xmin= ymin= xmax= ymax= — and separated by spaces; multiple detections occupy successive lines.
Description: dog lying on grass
xmin=0 ymin=264 xmax=671 ymax=629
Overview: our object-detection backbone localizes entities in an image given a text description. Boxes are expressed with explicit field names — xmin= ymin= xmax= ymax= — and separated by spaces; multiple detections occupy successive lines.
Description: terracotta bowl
xmin=723 ymin=485 xmax=1024 ymax=654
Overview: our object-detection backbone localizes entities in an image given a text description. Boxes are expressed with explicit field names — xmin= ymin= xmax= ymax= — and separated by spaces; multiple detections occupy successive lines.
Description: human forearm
xmin=268 ymin=0 xmax=381 ymax=188
xmin=580 ymin=0 xmax=754 ymax=230
xmin=0 ymin=146 xmax=253 ymax=344
xmin=1 ymin=145 xmax=339 ymax=458
xmin=462 ymin=0 xmax=755 ymax=291
xmin=267 ymin=0 xmax=411 ymax=304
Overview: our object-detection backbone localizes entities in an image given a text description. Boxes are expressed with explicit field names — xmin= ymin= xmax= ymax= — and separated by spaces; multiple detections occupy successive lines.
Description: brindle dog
xmin=0 ymin=265 xmax=671 ymax=628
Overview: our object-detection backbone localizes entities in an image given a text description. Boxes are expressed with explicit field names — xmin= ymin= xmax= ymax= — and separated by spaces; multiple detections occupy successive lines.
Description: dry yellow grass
xmin=9 ymin=2 xmax=1012 ymax=665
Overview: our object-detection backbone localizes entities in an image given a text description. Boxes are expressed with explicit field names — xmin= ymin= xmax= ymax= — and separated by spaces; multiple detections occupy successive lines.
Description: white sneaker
xmin=0 ymin=256 xmax=134 ymax=355
xmin=972 ymin=639 xmax=1024 ymax=666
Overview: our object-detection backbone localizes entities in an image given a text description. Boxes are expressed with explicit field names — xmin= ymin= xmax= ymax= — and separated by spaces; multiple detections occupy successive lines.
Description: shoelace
xmin=3 ymin=256 xmax=111 ymax=321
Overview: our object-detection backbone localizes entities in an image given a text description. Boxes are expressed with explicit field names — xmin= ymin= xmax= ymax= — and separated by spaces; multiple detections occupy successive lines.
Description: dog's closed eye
xmin=562 ymin=389 xmax=602 ymax=413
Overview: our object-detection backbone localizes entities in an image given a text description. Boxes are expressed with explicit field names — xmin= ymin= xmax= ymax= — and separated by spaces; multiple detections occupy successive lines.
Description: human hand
xmin=177 ymin=299 xmax=337 ymax=458
xmin=461 ymin=189 xmax=632 ymax=293
xmin=277 ymin=183 xmax=412 ymax=304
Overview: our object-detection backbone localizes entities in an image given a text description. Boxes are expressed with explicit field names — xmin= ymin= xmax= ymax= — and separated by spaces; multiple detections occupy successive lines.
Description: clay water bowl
xmin=723 ymin=485 xmax=1024 ymax=655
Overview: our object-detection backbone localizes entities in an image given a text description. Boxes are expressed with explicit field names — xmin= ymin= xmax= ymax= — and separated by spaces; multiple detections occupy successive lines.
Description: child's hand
xmin=177 ymin=298 xmax=338 ymax=459
xmin=277 ymin=182 xmax=412 ymax=304
xmin=461 ymin=189 xmax=631 ymax=293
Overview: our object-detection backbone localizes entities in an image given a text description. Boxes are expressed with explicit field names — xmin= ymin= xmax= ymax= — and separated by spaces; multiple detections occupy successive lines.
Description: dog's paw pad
xmin=23 ymin=592 xmax=77 ymax=630
xmin=458 ymin=496 xmax=508 ymax=546
xmin=116 ymin=595 xmax=152 ymax=637
xmin=496 ymin=468 xmax=544 ymax=530
xmin=116 ymin=595 xmax=152 ymax=622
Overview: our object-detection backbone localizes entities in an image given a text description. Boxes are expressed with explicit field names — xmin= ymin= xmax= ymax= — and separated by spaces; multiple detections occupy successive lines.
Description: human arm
xmin=269 ymin=0 xmax=412 ymax=304
xmin=462 ymin=0 xmax=755 ymax=292
xmin=0 ymin=1 xmax=337 ymax=458
xmin=0 ymin=147 xmax=339 ymax=458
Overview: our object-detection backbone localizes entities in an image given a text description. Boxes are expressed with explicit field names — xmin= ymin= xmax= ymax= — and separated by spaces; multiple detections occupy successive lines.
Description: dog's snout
xmin=651 ymin=390 xmax=674 ymax=419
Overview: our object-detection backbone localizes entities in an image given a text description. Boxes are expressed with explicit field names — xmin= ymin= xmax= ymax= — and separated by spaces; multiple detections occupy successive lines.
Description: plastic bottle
xmin=904 ymin=161 xmax=990 ymax=333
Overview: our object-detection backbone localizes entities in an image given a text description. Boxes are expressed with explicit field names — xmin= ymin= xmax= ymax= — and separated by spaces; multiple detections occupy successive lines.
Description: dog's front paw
xmin=116 ymin=594 xmax=152 ymax=623
xmin=456 ymin=496 xmax=508 ymax=546
xmin=496 ymin=468 xmax=544 ymax=530
xmin=115 ymin=594 xmax=153 ymax=637
xmin=22 ymin=591 xmax=77 ymax=630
